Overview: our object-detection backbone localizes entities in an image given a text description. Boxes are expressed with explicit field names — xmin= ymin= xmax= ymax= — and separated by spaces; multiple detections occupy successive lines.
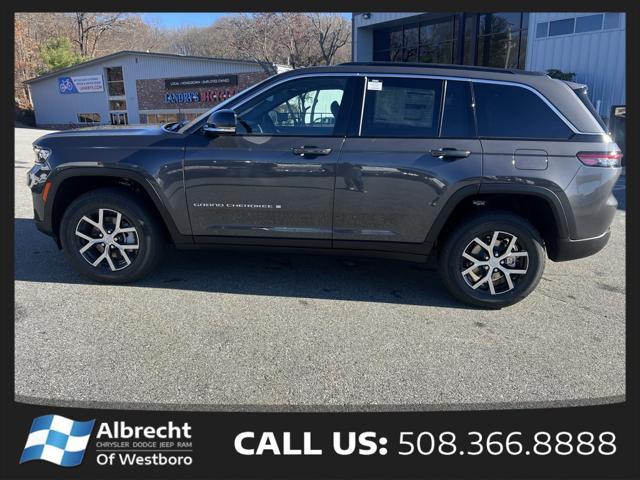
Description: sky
xmin=142 ymin=12 xmax=351 ymax=29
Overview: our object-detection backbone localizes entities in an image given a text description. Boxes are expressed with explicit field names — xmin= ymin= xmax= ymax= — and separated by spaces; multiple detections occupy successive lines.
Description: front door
xmin=184 ymin=75 xmax=356 ymax=239
xmin=334 ymin=76 xmax=482 ymax=245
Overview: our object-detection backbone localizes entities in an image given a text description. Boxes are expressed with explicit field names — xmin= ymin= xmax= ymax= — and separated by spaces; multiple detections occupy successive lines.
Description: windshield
xmin=571 ymin=86 xmax=608 ymax=132
xmin=178 ymin=74 xmax=277 ymax=134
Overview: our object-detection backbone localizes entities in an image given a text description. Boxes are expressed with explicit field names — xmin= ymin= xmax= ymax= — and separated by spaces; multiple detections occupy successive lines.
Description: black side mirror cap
xmin=203 ymin=109 xmax=237 ymax=135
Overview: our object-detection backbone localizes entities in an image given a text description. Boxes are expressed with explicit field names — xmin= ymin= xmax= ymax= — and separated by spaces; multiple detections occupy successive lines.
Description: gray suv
xmin=28 ymin=62 xmax=622 ymax=308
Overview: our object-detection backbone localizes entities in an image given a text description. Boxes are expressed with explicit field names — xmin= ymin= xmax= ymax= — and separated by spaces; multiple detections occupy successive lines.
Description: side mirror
xmin=203 ymin=109 xmax=237 ymax=135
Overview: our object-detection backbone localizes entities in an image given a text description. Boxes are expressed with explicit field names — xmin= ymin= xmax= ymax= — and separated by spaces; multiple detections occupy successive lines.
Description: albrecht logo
xmin=20 ymin=415 xmax=95 ymax=467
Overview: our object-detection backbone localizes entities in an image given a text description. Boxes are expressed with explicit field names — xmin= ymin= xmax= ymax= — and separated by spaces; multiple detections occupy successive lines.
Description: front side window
xmin=361 ymin=77 xmax=443 ymax=138
xmin=235 ymin=77 xmax=349 ymax=136
xmin=473 ymin=82 xmax=573 ymax=139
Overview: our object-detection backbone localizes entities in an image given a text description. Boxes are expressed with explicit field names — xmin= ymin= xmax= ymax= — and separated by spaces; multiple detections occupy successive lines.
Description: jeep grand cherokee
xmin=27 ymin=62 xmax=622 ymax=308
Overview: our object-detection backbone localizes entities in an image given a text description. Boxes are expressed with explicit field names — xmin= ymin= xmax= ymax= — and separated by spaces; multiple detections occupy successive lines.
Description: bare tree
xmin=308 ymin=13 xmax=351 ymax=65
xmin=71 ymin=13 xmax=129 ymax=57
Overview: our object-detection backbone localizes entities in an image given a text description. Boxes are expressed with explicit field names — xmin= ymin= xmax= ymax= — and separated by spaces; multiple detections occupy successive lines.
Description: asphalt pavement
xmin=14 ymin=127 xmax=626 ymax=411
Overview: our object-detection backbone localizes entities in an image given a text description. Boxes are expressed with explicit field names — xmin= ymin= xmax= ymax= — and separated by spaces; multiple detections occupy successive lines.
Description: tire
xmin=59 ymin=188 xmax=164 ymax=283
xmin=438 ymin=211 xmax=545 ymax=309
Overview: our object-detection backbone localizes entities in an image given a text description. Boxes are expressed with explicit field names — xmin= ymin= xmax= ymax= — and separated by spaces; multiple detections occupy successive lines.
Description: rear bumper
xmin=550 ymin=229 xmax=611 ymax=262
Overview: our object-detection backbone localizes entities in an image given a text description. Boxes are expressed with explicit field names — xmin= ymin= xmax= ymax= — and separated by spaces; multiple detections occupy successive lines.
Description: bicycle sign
xmin=58 ymin=77 xmax=78 ymax=94
xmin=58 ymin=75 xmax=104 ymax=94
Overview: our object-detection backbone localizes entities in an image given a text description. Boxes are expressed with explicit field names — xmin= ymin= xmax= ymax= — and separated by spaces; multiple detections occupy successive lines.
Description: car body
xmin=28 ymin=62 xmax=622 ymax=307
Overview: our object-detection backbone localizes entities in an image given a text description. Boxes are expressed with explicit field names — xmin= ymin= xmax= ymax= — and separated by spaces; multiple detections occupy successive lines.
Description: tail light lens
xmin=577 ymin=151 xmax=623 ymax=167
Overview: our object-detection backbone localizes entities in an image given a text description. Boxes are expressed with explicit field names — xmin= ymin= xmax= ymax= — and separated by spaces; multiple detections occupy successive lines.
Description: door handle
xmin=291 ymin=146 xmax=332 ymax=156
xmin=430 ymin=148 xmax=471 ymax=159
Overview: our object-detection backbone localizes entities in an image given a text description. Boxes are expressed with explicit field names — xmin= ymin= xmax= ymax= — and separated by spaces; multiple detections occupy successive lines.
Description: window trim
xmin=202 ymin=72 xmax=600 ymax=138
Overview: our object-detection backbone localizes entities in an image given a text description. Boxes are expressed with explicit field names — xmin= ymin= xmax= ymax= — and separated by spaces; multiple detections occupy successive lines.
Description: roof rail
xmin=337 ymin=61 xmax=545 ymax=76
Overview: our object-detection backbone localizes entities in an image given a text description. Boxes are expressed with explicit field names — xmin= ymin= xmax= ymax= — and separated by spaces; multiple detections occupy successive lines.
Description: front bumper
xmin=551 ymin=229 xmax=611 ymax=262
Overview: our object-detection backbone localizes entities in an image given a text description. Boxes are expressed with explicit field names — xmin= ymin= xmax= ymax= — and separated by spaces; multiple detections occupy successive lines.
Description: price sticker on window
xmin=367 ymin=79 xmax=383 ymax=91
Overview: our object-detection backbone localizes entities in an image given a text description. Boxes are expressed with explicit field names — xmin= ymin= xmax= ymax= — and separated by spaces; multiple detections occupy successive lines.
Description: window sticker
xmin=367 ymin=80 xmax=383 ymax=91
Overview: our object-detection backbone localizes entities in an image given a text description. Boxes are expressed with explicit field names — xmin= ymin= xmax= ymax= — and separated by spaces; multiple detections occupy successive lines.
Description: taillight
xmin=577 ymin=151 xmax=622 ymax=167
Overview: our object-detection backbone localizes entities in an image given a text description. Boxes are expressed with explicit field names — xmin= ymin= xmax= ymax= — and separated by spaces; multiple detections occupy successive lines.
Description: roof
xmin=338 ymin=61 xmax=546 ymax=76
xmin=25 ymin=50 xmax=262 ymax=84
xmin=274 ymin=62 xmax=550 ymax=85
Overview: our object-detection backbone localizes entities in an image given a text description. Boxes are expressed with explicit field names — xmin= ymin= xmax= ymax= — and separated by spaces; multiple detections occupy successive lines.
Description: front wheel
xmin=438 ymin=212 xmax=546 ymax=309
xmin=60 ymin=188 xmax=164 ymax=283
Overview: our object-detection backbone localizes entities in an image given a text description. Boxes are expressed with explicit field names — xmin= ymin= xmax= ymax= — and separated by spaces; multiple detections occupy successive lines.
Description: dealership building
xmin=25 ymin=51 xmax=276 ymax=128
xmin=352 ymin=12 xmax=625 ymax=124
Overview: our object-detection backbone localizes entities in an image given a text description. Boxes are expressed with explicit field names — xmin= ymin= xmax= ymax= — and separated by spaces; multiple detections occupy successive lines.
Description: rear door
xmin=334 ymin=76 xmax=482 ymax=246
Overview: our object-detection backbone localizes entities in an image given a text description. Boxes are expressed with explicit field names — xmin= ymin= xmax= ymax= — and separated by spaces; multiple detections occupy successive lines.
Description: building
xmin=352 ymin=12 xmax=625 ymax=123
xmin=25 ymin=51 xmax=275 ymax=128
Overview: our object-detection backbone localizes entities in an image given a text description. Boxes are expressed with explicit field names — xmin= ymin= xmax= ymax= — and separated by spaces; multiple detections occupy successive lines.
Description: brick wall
xmin=136 ymin=71 xmax=270 ymax=111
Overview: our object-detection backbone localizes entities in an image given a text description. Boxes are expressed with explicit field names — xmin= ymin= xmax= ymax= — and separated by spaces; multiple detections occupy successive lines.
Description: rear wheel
xmin=60 ymin=188 xmax=164 ymax=283
xmin=438 ymin=212 xmax=545 ymax=308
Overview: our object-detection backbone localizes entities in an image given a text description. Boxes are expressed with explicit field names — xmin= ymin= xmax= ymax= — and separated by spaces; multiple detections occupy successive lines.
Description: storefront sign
xmin=165 ymin=75 xmax=238 ymax=90
xmin=164 ymin=92 xmax=201 ymax=104
xmin=58 ymin=75 xmax=104 ymax=94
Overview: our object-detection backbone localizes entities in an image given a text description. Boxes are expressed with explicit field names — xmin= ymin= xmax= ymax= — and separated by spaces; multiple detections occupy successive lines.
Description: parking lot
xmin=14 ymin=127 xmax=625 ymax=411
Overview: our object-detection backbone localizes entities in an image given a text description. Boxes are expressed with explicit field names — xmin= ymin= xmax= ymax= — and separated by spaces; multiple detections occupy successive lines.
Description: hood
xmin=36 ymin=124 xmax=166 ymax=141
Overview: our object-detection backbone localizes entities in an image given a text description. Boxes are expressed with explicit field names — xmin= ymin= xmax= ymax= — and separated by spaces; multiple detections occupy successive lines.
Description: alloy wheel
xmin=460 ymin=230 xmax=529 ymax=295
xmin=74 ymin=208 xmax=140 ymax=271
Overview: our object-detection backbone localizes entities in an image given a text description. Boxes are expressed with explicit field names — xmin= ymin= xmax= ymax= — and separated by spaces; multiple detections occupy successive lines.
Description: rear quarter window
xmin=473 ymin=83 xmax=573 ymax=139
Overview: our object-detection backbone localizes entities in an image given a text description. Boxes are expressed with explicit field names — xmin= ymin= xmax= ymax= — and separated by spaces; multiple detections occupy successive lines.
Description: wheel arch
xmin=426 ymin=183 xmax=572 ymax=261
xmin=46 ymin=167 xmax=191 ymax=247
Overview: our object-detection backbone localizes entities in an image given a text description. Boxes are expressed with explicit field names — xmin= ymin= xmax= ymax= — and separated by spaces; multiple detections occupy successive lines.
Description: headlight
xmin=33 ymin=145 xmax=51 ymax=164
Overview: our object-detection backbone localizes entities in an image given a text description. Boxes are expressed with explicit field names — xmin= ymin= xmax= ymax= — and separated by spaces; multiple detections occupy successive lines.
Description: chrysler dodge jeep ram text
xmin=28 ymin=63 xmax=622 ymax=308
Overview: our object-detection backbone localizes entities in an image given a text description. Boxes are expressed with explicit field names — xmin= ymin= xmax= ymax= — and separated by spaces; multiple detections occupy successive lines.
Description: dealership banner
xmin=58 ymin=75 xmax=104 ymax=94
xmin=165 ymin=74 xmax=238 ymax=90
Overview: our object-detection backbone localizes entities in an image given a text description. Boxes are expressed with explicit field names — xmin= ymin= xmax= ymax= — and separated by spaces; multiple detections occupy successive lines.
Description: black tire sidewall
xmin=440 ymin=213 xmax=545 ymax=308
xmin=60 ymin=190 xmax=163 ymax=283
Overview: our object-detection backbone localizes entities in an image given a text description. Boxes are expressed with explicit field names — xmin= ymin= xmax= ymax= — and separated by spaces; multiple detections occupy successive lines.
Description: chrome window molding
xmin=206 ymin=71 xmax=603 ymax=138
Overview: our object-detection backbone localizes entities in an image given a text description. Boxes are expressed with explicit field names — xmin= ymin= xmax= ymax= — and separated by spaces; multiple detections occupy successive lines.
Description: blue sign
xmin=58 ymin=75 xmax=104 ymax=94
xmin=58 ymin=77 xmax=78 ymax=94
xmin=164 ymin=92 xmax=201 ymax=104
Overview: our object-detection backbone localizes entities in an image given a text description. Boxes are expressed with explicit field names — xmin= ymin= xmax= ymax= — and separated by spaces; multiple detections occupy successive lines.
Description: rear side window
xmin=441 ymin=81 xmax=475 ymax=138
xmin=361 ymin=77 xmax=442 ymax=137
xmin=571 ymin=86 xmax=607 ymax=131
xmin=473 ymin=83 xmax=573 ymax=139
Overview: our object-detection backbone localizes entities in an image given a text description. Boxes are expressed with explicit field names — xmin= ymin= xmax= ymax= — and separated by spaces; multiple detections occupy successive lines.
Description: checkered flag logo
xmin=20 ymin=415 xmax=95 ymax=467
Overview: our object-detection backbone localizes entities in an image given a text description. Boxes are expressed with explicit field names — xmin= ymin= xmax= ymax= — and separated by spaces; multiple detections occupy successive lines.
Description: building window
xmin=105 ymin=66 xmax=125 ymax=96
xmin=603 ymin=12 xmax=621 ymax=29
xmin=476 ymin=13 xmax=528 ymax=69
xmin=548 ymin=18 xmax=575 ymax=36
xmin=536 ymin=21 xmax=549 ymax=38
xmin=372 ymin=16 xmax=458 ymax=63
xmin=77 ymin=113 xmax=101 ymax=124
xmin=419 ymin=17 xmax=458 ymax=64
xmin=109 ymin=99 xmax=127 ymax=111
xmin=575 ymin=14 xmax=603 ymax=33
xmin=371 ymin=13 xmax=528 ymax=70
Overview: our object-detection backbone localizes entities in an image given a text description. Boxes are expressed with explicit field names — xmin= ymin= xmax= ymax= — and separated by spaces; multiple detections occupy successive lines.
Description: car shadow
xmin=14 ymin=218 xmax=468 ymax=309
